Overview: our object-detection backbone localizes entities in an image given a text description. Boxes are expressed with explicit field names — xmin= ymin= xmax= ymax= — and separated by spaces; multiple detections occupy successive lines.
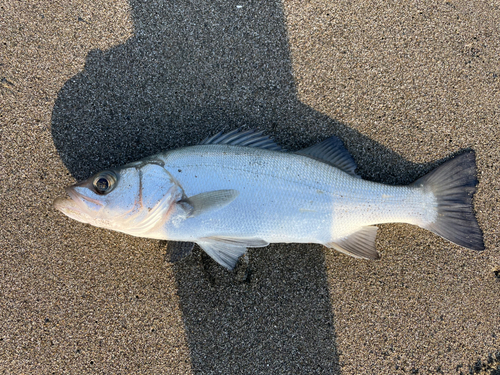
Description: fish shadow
xmin=51 ymin=0 xmax=437 ymax=373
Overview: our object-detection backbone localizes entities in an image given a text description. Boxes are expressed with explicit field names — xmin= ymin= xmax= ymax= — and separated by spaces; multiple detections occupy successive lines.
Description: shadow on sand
xmin=51 ymin=1 xmax=427 ymax=373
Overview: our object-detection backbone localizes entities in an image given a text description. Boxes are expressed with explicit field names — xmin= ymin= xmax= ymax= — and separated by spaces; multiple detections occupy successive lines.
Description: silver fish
xmin=54 ymin=129 xmax=484 ymax=269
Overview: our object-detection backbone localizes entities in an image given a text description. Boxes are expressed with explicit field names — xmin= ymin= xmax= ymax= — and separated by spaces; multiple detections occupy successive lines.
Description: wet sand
xmin=1 ymin=0 xmax=499 ymax=373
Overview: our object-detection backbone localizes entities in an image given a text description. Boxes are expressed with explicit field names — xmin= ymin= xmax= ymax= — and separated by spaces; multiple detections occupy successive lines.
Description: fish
xmin=54 ymin=129 xmax=484 ymax=269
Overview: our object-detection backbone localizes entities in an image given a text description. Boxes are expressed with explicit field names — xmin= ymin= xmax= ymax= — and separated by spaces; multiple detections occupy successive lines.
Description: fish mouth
xmin=53 ymin=186 xmax=102 ymax=224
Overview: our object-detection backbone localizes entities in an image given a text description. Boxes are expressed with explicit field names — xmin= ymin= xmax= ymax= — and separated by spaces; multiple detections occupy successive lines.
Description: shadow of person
xmin=51 ymin=1 xmax=422 ymax=373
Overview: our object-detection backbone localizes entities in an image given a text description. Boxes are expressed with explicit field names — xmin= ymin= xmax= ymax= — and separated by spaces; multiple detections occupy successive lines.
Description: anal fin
xmin=326 ymin=226 xmax=379 ymax=260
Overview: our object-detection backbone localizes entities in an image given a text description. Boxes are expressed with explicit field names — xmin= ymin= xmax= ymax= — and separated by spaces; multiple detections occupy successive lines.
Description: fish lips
xmin=53 ymin=182 xmax=103 ymax=224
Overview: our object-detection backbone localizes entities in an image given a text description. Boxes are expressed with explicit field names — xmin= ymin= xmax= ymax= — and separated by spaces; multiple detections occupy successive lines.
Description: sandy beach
xmin=1 ymin=0 xmax=499 ymax=373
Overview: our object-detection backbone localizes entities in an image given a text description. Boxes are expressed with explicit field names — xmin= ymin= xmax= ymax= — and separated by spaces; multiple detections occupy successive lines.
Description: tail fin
xmin=412 ymin=151 xmax=484 ymax=251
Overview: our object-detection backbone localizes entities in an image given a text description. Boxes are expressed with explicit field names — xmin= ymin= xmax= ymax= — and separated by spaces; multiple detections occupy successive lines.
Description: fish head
xmin=54 ymin=162 xmax=184 ymax=236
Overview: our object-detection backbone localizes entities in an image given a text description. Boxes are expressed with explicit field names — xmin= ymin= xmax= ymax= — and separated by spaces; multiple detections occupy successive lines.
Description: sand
xmin=1 ymin=0 xmax=499 ymax=373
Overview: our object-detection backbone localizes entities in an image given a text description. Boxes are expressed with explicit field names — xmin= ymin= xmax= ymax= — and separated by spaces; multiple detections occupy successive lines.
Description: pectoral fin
xmin=180 ymin=189 xmax=239 ymax=218
xmin=197 ymin=237 xmax=269 ymax=270
xmin=165 ymin=241 xmax=195 ymax=263
xmin=326 ymin=226 xmax=379 ymax=260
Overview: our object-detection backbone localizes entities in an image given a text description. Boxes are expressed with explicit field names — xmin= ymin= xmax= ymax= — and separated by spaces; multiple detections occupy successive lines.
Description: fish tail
xmin=412 ymin=151 xmax=484 ymax=251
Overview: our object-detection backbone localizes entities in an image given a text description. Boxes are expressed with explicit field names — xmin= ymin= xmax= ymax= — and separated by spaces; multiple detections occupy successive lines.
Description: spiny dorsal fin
xmin=296 ymin=136 xmax=359 ymax=177
xmin=199 ymin=129 xmax=282 ymax=151
xmin=326 ymin=226 xmax=379 ymax=260
xmin=197 ymin=237 xmax=269 ymax=270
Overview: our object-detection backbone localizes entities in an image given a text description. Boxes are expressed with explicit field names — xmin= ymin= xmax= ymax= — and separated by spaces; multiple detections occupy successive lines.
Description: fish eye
xmin=93 ymin=171 xmax=117 ymax=194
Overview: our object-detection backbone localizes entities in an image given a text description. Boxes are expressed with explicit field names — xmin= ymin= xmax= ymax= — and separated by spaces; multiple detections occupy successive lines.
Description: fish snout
xmin=53 ymin=184 xmax=102 ymax=224
xmin=53 ymin=192 xmax=91 ymax=223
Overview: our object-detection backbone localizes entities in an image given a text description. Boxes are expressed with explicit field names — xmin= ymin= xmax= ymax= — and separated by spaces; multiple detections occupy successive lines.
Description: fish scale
xmin=54 ymin=129 xmax=484 ymax=270
xmin=174 ymin=147 xmax=336 ymax=240
xmin=159 ymin=145 xmax=345 ymax=243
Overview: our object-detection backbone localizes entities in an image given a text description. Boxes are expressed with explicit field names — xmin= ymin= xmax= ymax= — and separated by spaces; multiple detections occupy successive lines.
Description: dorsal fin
xmin=296 ymin=136 xmax=359 ymax=177
xmin=199 ymin=129 xmax=282 ymax=151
